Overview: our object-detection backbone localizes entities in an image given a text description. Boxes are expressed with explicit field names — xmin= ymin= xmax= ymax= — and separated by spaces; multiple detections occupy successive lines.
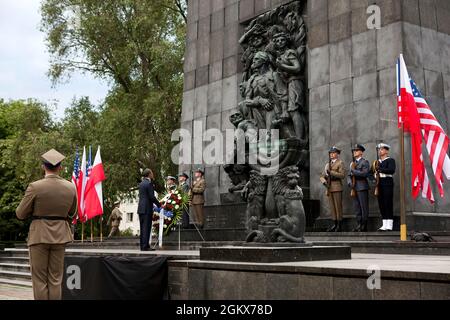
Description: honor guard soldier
xmin=190 ymin=168 xmax=206 ymax=229
xmin=107 ymin=201 xmax=123 ymax=238
xmin=373 ymin=143 xmax=396 ymax=231
xmin=320 ymin=146 xmax=345 ymax=232
xmin=347 ymin=144 xmax=370 ymax=232
xmin=178 ymin=173 xmax=191 ymax=229
xmin=16 ymin=149 xmax=77 ymax=300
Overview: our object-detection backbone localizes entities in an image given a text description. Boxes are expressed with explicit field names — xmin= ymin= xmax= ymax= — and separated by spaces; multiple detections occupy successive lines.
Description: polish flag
xmin=397 ymin=54 xmax=424 ymax=200
xmin=84 ymin=146 xmax=106 ymax=220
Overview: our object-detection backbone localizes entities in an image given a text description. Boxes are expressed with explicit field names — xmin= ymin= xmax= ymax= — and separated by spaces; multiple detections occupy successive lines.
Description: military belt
xmin=32 ymin=216 xmax=68 ymax=221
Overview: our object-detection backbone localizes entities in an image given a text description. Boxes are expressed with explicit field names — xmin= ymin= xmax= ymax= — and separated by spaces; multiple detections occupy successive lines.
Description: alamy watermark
xmin=367 ymin=265 xmax=381 ymax=290
xmin=171 ymin=121 xmax=281 ymax=175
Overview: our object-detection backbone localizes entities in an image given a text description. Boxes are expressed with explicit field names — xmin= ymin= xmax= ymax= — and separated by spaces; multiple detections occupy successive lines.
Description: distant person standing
xmin=137 ymin=168 xmax=161 ymax=251
xmin=165 ymin=176 xmax=178 ymax=192
xmin=191 ymin=168 xmax=206 ymax=229
xmin=320 ymin=146 xmax=345 ymax=232
xmin=107 ymin=201 xmax=123 ymax=238
xmin=16 ymin=149 xmax=77 ymax=300
xmin=178 ymin=173 xmax=190 ymax=228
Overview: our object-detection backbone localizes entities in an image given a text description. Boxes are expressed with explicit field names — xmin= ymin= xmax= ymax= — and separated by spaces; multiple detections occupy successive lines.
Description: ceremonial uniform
xmin=107 ymin=205 xmax=123 ymax=238
xmin=178 ymin=173 xmax=190 ymax=229
xmin=190 ymin=169 xmax=206 ymax=228
xmin=16 ymin=149 xmax=77 ymax=300
xmin=347 ymin=144 xmax=370 ymax=232
xmin=374 ymin=143 xmax=396 ymax=231
xmin=320 ymin=147 xmax=345 ymax=232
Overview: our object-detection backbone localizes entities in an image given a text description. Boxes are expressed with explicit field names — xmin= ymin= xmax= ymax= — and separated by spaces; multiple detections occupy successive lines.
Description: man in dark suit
xmin=347 ymin=144 xmax=370 ymax=232
xmin=137 ymin=168 xmax=161 ymax=251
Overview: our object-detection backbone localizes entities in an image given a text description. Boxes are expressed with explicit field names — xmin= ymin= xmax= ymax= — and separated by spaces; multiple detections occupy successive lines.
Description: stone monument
xmin=179 ymin=0 xmax=450 ymax=236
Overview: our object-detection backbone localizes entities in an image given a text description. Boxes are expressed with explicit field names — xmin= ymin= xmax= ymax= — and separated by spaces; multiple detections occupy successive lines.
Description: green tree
xmin=0 ymin=99 xmax=68 ymax=241
xmin=41 ymin=0 xmax=186 ymax=193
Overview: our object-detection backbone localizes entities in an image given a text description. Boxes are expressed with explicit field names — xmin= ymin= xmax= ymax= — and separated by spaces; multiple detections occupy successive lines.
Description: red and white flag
xmin=397 ymin=54 xmax=450 ymax=202
xmin=397 ymin=54 xmax=425 ymax=200
xmin=84 ymin=146 xmax=106 ymax=220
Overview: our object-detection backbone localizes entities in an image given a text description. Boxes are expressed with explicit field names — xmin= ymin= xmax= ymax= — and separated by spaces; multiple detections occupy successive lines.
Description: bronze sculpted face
xmin=230 ymin=112 xmax=244 ymax=126
xmin=273 ymin=34 xmax=288 ymax=51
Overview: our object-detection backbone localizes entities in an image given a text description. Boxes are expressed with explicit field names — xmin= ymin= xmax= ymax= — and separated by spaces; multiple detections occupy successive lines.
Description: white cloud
xmin=0 ymin=0 xmax=109 ymax=120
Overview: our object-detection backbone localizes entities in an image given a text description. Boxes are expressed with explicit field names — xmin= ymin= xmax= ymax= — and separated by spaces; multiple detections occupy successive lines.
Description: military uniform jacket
xmin=108 ymin=208 xmax=122 ymax=227
xmin=320 ymin=159 xmax=346 ymax=192
xmin=191 ymin=178 xmax=206 ymax=205
xmin=347 ymin=158 xmax=370 ymax=191
xmin=16 ymin=174 xmax=77 ymax=246
xmin=378 ymin=157 xmax=396 ymax=186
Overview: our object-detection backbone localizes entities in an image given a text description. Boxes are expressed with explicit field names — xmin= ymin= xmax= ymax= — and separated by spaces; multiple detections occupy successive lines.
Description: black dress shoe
xmin=352 ymin=224 xmax=362 ymax=232
xmin=360 ymin=225 xmax=368 ymax=232
xmin=327 ymin=222 xmax=337 ymax=232
xmin=335 ymin=221 xmax=342 ymax=232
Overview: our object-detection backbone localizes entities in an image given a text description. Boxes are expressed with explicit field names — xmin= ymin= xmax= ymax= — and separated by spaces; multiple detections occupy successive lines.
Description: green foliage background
xmin=0 ymin=0 xmax=186 ymax=241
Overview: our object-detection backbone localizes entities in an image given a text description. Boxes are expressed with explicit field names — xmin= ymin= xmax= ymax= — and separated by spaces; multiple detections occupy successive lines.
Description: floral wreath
xmin=151 ymin=188 xmax=189 ymax=237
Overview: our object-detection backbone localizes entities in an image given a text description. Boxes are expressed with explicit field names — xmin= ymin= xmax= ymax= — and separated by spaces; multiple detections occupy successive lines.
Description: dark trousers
xmin=182 ymin=209 xmax=190 ymax=228
xmin=139 ymin=214 xmax=152 ymax=250
xmin=353 ymin=190 xmax=369 ymax=225
xmin=378 ymin=183 xmax=394 ymax=220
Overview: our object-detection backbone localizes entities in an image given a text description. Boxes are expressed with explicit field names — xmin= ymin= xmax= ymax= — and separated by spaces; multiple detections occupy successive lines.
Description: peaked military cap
xmin=328 ymin=146 xmax=341 ymax=154
xmin=377 ymin=143 xmax=391 ymax=150
xmin=195 ymin=168 xmax=205 ymax=175
xmin=351 ymin=144 xmax=366 ymax=152
xmin=166 ymin=176 xmax=177 ymax=181
xmin=41 ymin=149 xmax=65 ymax=166
xmin=178 ymin=173 xmax=189 ymax=179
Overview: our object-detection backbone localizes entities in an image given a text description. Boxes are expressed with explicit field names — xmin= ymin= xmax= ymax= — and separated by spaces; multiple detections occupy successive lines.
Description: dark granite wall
xmin=180 ymin=0 xmax=450 ymax=230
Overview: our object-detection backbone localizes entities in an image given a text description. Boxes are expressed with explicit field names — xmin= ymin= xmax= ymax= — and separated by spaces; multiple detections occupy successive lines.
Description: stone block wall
xmin=180 ymin=0 xmax=450 ymax=228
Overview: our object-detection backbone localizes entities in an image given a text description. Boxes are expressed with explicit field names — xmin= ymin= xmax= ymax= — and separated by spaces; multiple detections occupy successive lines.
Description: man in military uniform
xmin=107 ymin=201 xmax=123 ymax=238
xmin=190 ymin=168 xmax=206 ymax=229
xmin=16 ymin=149 xmax=77 ymax=300
xmin=165 ymin=176 xmax=177 ymax=192
xmin=320 ymin=147 xmax=345 ymax=232
xmin=373 ymin=143 xmax=396 ymax=231
xmin=347 ymin=144 xmax=370 ymax=232
xmin=178 ymin=173 xmax=190 ymax=228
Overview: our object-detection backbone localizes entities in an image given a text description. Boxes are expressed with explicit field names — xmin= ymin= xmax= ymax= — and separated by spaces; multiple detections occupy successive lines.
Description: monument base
xmin=199 ymin=245 xmax=351 ymax=263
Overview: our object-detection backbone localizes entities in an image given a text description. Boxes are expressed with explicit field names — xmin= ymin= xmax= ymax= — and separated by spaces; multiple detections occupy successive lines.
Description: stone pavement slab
xmin=0 ymin=284 xmax=33 ymax=300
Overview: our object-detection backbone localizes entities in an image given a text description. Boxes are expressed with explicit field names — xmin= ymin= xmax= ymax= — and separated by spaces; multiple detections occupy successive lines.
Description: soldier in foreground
xmin=16 ymin=149 xmax=77 ymax=300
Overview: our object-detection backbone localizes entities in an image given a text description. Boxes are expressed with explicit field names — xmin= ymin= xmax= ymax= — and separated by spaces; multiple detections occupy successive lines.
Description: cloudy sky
xmin=0 ymin=0 xmax=109 ymax=120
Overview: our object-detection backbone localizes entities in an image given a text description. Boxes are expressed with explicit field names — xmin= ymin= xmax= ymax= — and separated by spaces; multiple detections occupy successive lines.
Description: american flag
xmin=71 ymin=149 xmax=80 ymax=186
xmin=411 ymin=79 xmax=450 ymax=200
xmin=86 ymin=146 xmax=93 ymax=180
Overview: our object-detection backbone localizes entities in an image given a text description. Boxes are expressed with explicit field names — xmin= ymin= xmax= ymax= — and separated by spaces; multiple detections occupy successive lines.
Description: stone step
xmin=0 ymin=257 xmax=30 ymax=264
xmin=0 ymin=270 xmax=31 ymax=282
xmin=0 ymin=263 xmax=30 ymax=273
xmin=0 ymin=277 xmax=32 ymax=288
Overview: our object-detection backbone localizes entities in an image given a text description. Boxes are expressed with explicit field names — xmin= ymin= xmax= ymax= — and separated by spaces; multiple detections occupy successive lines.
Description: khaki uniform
xmin=190 ymin=178 xmax=206 ymax=227
xmin=107 ymin=207 xmax=122 ymax=237
xmin=320 ymin=159 xmax=345 ymax=221
xmin=16 ymin=174 xmax=77 ymax=300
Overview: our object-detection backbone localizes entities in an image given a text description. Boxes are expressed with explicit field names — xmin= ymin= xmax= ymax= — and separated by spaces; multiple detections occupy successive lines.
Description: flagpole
xmin=81 ymin=223 xmax=84 ymax=243
xmin=90 ymin=219 xmax=93 ymax=242
xmin=100 ymin=216 xmax=103 ymax=242
xmin=400 ymin=123 xmax=407 ymax=241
